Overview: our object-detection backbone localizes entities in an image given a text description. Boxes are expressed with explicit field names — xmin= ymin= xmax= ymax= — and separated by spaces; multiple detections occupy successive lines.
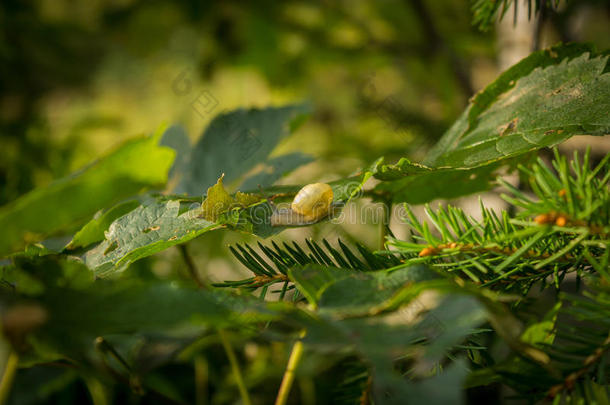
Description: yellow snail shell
xmin=270 ymin=183 xmax=334 ymax=226
xmin=291 ymin=183 xmax=334 ymax=221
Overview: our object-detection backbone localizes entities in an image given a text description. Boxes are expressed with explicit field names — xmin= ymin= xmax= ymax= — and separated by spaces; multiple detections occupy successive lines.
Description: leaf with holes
xmin=85 ymin=201 xmax=218 ymax=276
xmin=374 ymin=44 xmax=610 ymax=203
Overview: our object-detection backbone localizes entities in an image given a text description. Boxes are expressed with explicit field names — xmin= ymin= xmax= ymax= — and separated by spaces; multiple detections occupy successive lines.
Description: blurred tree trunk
xmin=496 ymin=1 xmax=538 ymax=71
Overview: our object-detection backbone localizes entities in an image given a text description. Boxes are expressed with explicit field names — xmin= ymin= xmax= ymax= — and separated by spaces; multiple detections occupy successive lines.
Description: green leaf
xmin=200 ymin=175 xmax=241 ymax=221
xmin=0 ymin=128 xmax=175 ymax=257
xmin=521 ymin=302 xmax=561 ymax=346
xmin=287 ymin=266 xmax=352 ymax=306
xmin=84 ymin=200 xmax=218 ymax=276
xmin=460 ymin=44 xmax=600 ymax=144
xmin=420 ymin=295 xmax=489 ymax=361
xmin=2 ymin=254 xmax=94 ymax=297
xmin=7 ymin=367 xmax=79 ymax=405
xmin=372 ymin=157 xmax=433 ymax=181
xmin=239 ymin=152 xmax=314 ymax=190
xmin=160 ymin=124 xmax=192 ymax=181
xmin=2 ymin=257 xmax=294 ymax=377
xmin=66 ymin=200 xmax=141 ymax=250
xmin=374 ymin=45 xmax=610 ymax=204
xmin=397 ymin=359 xmax=470 ymax=405
xmin=374 ymin=161 xmax=503 ymax=204
xmin=289 ymin=264 xmax=439 ymax=315
xmin=301 ymin=293 xmax=488 ymax=404
xmin=2 ymin=255 xmax=280 ymax=366
xmin=430 ymin=50 xmax=610 ymax=168
xmin=177 ymin=104 xmax=310 ymax=195
xmin=24 ymin=282 xmax=278 ymax=364
xmin=84 ymin=170 xmax=373 ymax=275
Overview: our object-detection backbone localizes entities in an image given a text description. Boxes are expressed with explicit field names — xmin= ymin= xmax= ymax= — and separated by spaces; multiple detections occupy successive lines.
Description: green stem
xmin=0 ymin=351 xmax=18 ymax=405
xmin=179 ymin=244 xmax=205 ymax=289
xmin=275 ymin=331 xmax=306 ymax=405
xmin=82 ymin=375 xmax=110 ymax=405
xmin=379 ymin=199 xmax=391 ymax=250
xmin=95 ymin=337 xmax=131 ymax=372
xmin=298 ymin=376 xmax=315 ymax=405
xmin=194 ymin=355 xmax=208 ymax=405
xmin=218 ymin=329 xmax=251 ymax=405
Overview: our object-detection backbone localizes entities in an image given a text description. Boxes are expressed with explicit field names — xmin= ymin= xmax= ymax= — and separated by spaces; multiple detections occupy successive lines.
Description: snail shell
xmin=291 ymin=183 xmax=333 ymax=222
xmin=270 ymin=183 xmax=334 ymax=226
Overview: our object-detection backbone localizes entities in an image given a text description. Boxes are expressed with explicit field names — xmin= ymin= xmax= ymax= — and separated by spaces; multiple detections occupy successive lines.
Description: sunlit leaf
xmin=0 ymin=128 xmax=175 ymax=257
xmin=85 ymin=201 xmax=218 ymax=276
xmin=375 ymin=45 xmax=610 ymax=203
xmin=66 ymin=200 xmax=141 ymax=250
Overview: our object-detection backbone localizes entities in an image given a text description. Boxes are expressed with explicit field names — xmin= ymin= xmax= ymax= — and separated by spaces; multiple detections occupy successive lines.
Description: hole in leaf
xmin=104 ymin=241 xmax=118 ymax=255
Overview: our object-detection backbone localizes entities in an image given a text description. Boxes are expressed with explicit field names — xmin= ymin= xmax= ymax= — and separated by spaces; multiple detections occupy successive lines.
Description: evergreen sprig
xmin=214 ymin=238 xmax=402 ymax=298
xmin=387 ymin=150 xmax=609 ymax=294
xmin=503 ymin=150 xmax=610 ymax=230
xmin=474 ymin=273 xmax=610 ymax=402
xmin=471 ymin=0 xmax=561 ymax=31
xmin=546 ymin=285 xmax=610 ymax=400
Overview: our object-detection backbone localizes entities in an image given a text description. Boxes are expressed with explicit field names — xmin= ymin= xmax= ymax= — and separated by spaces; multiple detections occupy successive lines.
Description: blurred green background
xmin=2 ymin=0 xmax=609 ymax=283
xmin=1 ymin=0 xmax=609 ymax=275
xmin=1 ymin=1 xmax=610 ymax=404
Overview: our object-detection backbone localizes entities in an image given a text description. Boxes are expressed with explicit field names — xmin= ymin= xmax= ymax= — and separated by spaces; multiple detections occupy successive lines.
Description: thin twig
xmin=251 ymin=274 xmax=289 ymax=288
xmin=94 ymin=351 xmax=183 ymax=404
xmin=417 ymin=240 xmax=576 ymax=263
xmin=359 ymin=374 xmax=373 ymax=405
xmin=95 ymin=337 xmax=145 ymax=396
xmin=179 ymin=244 xmax=205 ymax=289
xmin=408 ymin=0 xmax=474 ymax=96
xmin=0 ymin=351 xmax=18 ymax=405
xmin=379 ymin=200 xmax=391 ymax=250
xmin=95 ymin=337 xmax=131 ymax=373
xmin=275 ymin=330 xmax=306 ymax=405
xmin=547 ymin=332 xmax=610 ymax=398
xmin=218 ymin=329 xmax=251 ymax=405
xmin=194 ymin=355 xmax=208 ymax=405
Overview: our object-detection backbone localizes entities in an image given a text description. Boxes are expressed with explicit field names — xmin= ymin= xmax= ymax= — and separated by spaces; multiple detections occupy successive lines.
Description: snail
xmin=270 ymin=183 xmax=334 ymax=226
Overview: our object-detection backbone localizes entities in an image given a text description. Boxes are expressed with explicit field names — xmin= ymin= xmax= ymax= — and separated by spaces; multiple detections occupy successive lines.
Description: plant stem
xmin=298 ymin=377 xmax=315 ymax=405
xmin=379 ymin=199 xmax=391 ymax=250
xmin=95 ymin=337 xmax=131 ymax=372
xmin=218 ymin=329 xmax=251 ymax=405
xmin=179 ymin=244 xmax=205 ymax=289
xmin=194 ymin=355 xmax=208 ymax=405
xmin=83 ymin=375 xmax=110 ymax=405
xmin=275 ymin=331 xmax=306 ymax=405
xmin=0 ymin=351 xmax=18 ymax=405
xmin=179 ymin=246 xmax=209 ymax=404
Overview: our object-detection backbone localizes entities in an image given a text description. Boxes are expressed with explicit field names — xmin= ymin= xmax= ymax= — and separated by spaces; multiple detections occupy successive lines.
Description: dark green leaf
xmin=177 ymin=104 xmax=310 ymax=195
xmin=289 ymin=264 xmax=439 ymax=315
xmin=239 ymin=152 xmax=314 ymax=190
xmin=374 ymin=161 xmax=503 ymax=204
